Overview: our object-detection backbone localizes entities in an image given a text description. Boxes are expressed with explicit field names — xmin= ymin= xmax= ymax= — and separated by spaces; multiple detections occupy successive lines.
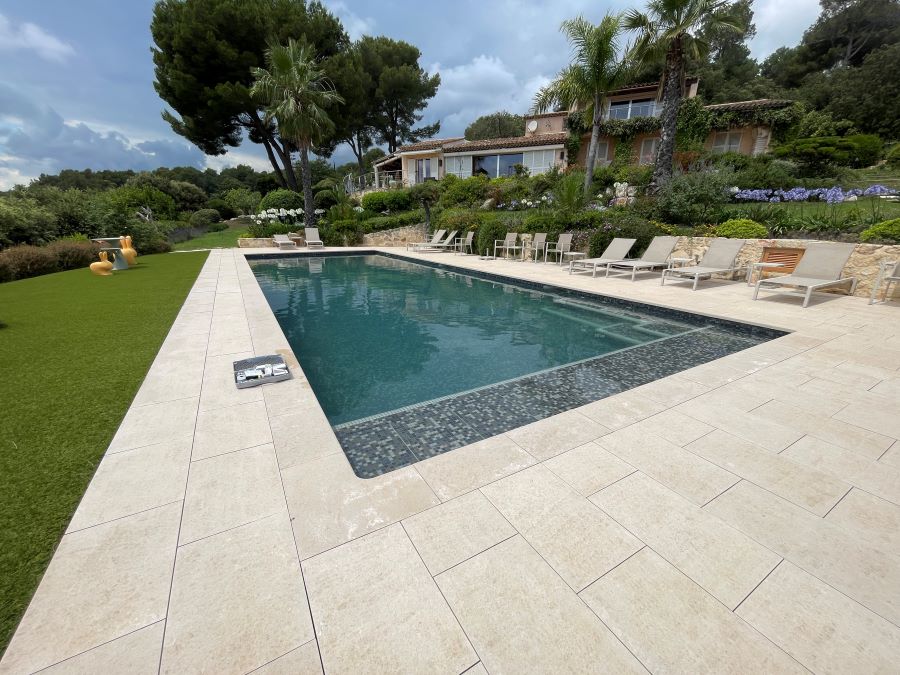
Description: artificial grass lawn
xmin=173 ymin=222 xmax=247 ymax=250
xmin=0 ymin=251 xmax=208 ymax=653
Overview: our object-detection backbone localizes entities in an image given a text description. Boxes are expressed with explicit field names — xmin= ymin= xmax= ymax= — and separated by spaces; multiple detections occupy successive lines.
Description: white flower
xmin=314 ymin=208 xmax=325 ymax=215
xmin=287 ymin=209 xmax=296 ymax=216
xmin=354 ymin=206 xmax=364 ymax=212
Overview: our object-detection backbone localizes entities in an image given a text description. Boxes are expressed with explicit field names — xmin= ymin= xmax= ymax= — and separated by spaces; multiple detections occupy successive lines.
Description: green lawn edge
xmin=0 ymin=250 xmax=209 ymax=654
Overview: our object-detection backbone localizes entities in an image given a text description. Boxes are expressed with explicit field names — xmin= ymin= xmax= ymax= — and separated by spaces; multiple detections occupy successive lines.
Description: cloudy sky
xmin=0 ymin=0 xmax=820 ymax=189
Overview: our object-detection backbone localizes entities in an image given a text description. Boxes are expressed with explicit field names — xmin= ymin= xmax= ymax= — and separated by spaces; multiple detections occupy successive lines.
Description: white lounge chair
xmin=407 ymin=229 xmax=446 ymax=251
xmin=545 ymin=233 xmax=573 ymax=265
xmin=870 ymin=259 xmax=899 ymax=304
xmin=605 ymin=236 xmax=679 ymax=280
xmin=531 ymin=233 xmax=548 ymax=262
xmin=569 ymin=238 xmax=637 ymax=276
xmin=422 ymin=230 xmax=459 ymax=253
xmin=272 ymin=234 xmax=297 ymax=250
xmin=494 ymin=232 xmax=522 ymax=259
xmin=305 ymin=227 xmax=324 ymax=249
xmin=661 ymin=238 xmax=746 ymax=290
xmin=753 ymin=242 xmax=858 ymax=308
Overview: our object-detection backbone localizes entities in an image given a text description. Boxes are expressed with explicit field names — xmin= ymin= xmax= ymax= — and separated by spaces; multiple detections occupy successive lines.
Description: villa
xmin=369 ymin=79 xmax=793 ymax=188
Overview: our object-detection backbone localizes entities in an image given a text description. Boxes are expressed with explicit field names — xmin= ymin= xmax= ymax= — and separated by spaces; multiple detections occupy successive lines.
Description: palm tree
xmin=532 ymin=14 xmax=627 ymax=193
xmin=250 ymin=40 xmax=343 ymax=226
xmin=625 ymin=0 xmax=744 ymax=190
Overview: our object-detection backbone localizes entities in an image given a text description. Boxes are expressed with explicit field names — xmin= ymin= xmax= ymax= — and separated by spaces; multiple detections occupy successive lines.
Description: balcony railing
xmin=343 ymin=170 xmax=405 ymax=194
xmin=602 ymin=101 xmax=661 ymax=121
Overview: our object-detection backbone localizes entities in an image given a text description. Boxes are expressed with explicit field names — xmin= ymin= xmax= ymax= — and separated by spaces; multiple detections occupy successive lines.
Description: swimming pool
xmin=250 ymin=253 xmax=783 ymax=477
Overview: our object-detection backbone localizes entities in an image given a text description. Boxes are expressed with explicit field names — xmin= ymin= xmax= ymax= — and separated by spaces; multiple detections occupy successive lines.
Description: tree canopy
xmin=465 ymin=112 xmax=526 ymax=140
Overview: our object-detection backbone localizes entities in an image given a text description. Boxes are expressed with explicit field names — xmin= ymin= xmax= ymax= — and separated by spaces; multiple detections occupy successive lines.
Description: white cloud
xmin=425 ymin=55 xmax=551 ymax=137
xmin=204 ymin=149 xmax=274 ymax=174
xmin=0 ymin=13 xmax=74 ymax=63
xmin=749 ymin=0 xmax=820 ymax=58
xmin=0 ymin=83 xmax=204 ymax=188
xmin=325 ymin=2 xmax=375 ymax=41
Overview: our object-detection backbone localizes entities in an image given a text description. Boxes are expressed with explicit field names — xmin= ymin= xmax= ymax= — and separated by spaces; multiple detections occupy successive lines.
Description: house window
xmin=594 ymin=140 xmax=610 ymax=166
xmin=638 ymin=138 xmax=659 ymax=165
xmin=446 ymin=155 xmax=470 ymax=178
xmin=712 ymin=131 xmax=743 ymax=153
xmin=607 ymin=98 xmax=656 ymax=120
xmin=523 ymin=149 xmax=557 ymax=175
xmin=472 ymin=153 xmax=524 ymax=178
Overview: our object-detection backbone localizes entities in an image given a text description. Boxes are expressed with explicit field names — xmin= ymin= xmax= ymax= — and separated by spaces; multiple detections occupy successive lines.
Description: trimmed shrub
xmin=45 ymin=240 xmax=101 ymax=270
xmin=886 ymin=144 xmax=900 ymax=168
xmin=520 ymin=211 xmax=566 ymax=238
xmin=258 ymin=189 xmax=304 ymax=212
xmin=361 ymin=189 xmax=412 ymax=213
xmin=323 ymin=219 xmax=363 ymax=246
xmin=207 ymin=197 xmax=237 ymax=220
xmin=439 ymin=175 xmax=490 ymax=208
xmin=860 ymin=218 xmax=900 ymax=243
xmin=123 ymin=219 xmax=172 ymax=254
xmin=189 ymin=208 xmax=222 ymax=228
xmin=436 ymin=208 xmax=479 ymax=233
xmin=0 ymin=245 xmax=59 ymax=280
xmin=655 ymin=170 xmax=732 ymax=226
xmin=206 ymin=222 xmax=229 ymax=232
xmin=773 ymin=134 xmax=883 ymax=169
xmin=0 ymin=255 xmax=14 ymax=283
xmin=475 ymin=215 xmax=507 ymax=256
xmin=716 ymin=218 xmax=768 ymax=239
xmin=588 ymin=212 xmax=671 ymax=258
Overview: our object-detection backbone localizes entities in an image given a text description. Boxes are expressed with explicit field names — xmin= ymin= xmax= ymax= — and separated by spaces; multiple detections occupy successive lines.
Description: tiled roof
xmin=704 ymin=99 xmax=794 ymax=112
xmin=443 ymin=132 xmax=569 ymax=154
xmin=607 ymin=77 xmax=699 ymax=95
xmin=528 ymin=111 xmax=569 ymax=119
xmin=396 ymin=137 xmax=464 ymax=152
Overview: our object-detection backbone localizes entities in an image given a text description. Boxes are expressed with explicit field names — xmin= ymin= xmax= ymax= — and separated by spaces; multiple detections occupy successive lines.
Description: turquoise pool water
xmin=250 ymin=254 xmax=700 ymax=426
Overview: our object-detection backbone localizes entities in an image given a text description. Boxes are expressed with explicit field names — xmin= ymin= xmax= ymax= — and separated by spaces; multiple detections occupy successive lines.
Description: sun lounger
xmin=305 ymin=227 xmax=324 ymax=249
xmin=494 ymin=232 xmax=522 ymax=259
xmin=752 ymin=242 xmax=857 ymax=308
xmin=605 ymin=236 xmax=678 ymax=280
xmin=421 ymin=230 xmax=459 ymax=253
xmin=569 ymin=238 xmax=637 ymax=276
xmin=545 ymin=233 xmax=573 ymax=265
xmin=272 ymin=234 xmax=297 ymax=250
xmin=870 ymin=259 xmax=899 ymax=304
xmin=407 ymin=229 xmax=446 ymax=251
xmin=660 ymin=238 xmax=746 ymax=290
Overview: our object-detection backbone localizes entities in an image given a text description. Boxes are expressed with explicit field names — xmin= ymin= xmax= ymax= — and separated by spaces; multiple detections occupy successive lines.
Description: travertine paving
xmin=2 ymin=247 xmax=900 ymax=674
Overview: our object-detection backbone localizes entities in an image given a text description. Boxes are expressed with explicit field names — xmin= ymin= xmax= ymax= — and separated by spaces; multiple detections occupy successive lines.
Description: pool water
xmin=251 ymin=254 xmax=699 ymax=425
xmin=250 ymin=253 xmax=781 ymax=477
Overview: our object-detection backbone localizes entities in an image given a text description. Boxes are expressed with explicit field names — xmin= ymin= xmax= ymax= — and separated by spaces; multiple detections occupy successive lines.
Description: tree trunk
xmin=583 ymin=93 xmax=602 ymax=194
xmin=299 ymin=142 xmax=315 ymax=226
xmin=423 ymin=200 xmax=431 ymax=231
xmin=272 ymin=138 xmax=298 ymax=192
xmin=650 ymin=38 xmax=684 ymax=192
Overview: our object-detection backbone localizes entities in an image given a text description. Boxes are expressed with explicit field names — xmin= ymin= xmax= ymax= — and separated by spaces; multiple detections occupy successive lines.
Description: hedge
xmin=860 ymin=218 xmax=900 ymax=243
xmin=716 ymin=218 xmax=768 ymax=239
xmin=0 ymin=240 xmax=102 ymax=282
xmin=360 ymin=189 xmax=412 ymax=212
xmin=258 ymin=189 xmax=304 ymax=211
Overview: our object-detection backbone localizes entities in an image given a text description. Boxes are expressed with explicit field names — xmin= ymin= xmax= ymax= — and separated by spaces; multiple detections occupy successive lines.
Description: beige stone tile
xmin=853 ymin=453 xmax=900 ymax=503
xmin=261 ymin=374 xmax=315 ymax=418
xmin=68 ymin=438 xmax=191 ymax=532
xmin=162 ymin=514 xmax=312 ymax=674
xmin=252 ymin=641 xmax=322 ymax=674
xmin=461 ymin=664 xmax=488 ymax=675
xmin=268 ymin=407 xmax=342 ymax=469
xmin=199 ymin=351 xmax=264 ymax=412
xmin=599 ymin=427 xmax=738 ymax=506
xmin=180 ymin=443 xmax=284 ymax=544
xmin=1 ymin=503 xmax=180 ymax=674
xmin=678 ymin=399 xmax=803 ymax=452
xmin=870 ymin=376 xmax=900 ymax=398
xmin=826 ymin=488 xmax=900 ymax=557
xmin=416 ymin=434 xmax=536 ymax=501
xmin=41 ymin=621 xmax=165 ymax=675
xmin=543 ymin=441 xmax=635 ymax=496
xmin=753 ymin=400 xmax=894 ymax=459
xmin=131 ymin=358 xmax=205 ymax=406
xmin=737 ymin=561 xmax=900 ymax=674
xmin=707 ymin=480 xmax=900 ymax=624
xmin=580 ymin=548 xmax=802 ymax=674
xmin=880 ymin=440 xmax=900 ymax=468
xmin=577 ymin=390 xmax=667 ymax=430
xmin=833 ymin=399 xmax=900 ymax=441
xmin=687 ymin=429 xmax=849 ymax=516
xmin=282 ymin=453 xmax=439 ymax=558
xmin=504 ymin=410 xmax=610 ymax=461
xmin=630 ymin=374 xmax=710 ymax=407
xmin=192 ymin=400 xmax=273 ymax=460
xmin=630 ymin=409 xmax=714 ymax=446
xmin=165 ymin=310 xmax=211 ymax=336
xmin=592 ymin=473 xmax=780 ymax=609
xmin=780 ymin=435 xmax=875 ymax=480
xmin=303 ymin=524 xmax=476 ymax=675
xmin=482 ymin=465 xmax=642 ymax=591
xmin=436 ymin=536 xmax=644 ymax=674
xmin=402 ymin=491 xmax=515 ymax=575
xmin=107 ymin=397 xmax=198 ymax=453
xmin=678 ymin=361 xmax=748 ymax=387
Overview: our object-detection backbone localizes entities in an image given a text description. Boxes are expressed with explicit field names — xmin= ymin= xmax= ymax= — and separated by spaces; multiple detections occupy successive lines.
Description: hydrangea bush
xmin=733 ymin=184 xmax=896 ymax=204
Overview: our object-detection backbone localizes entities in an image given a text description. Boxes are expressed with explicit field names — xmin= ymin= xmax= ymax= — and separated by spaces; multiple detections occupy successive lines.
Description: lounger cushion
xmin=698 ymin=239 xmax=745 ymax=269
xmin=668 ymin=265 xmax=736 ymax=278
xmin=792 ymin=242 xmax=855 ymax=280
xmin=758 ymin=274 xmax=854 ymax=289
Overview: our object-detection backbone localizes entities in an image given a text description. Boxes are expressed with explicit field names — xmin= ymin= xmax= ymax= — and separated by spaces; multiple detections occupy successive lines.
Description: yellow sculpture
xmin=90 ymin=251 xmax=114 ymax=276
xmin=119 ymin=236 xmax=137 ymax=266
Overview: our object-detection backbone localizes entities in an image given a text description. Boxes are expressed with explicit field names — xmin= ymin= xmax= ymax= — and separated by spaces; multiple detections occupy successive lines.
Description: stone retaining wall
xmin=362 ymin=224 xmax=426 ymax=247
